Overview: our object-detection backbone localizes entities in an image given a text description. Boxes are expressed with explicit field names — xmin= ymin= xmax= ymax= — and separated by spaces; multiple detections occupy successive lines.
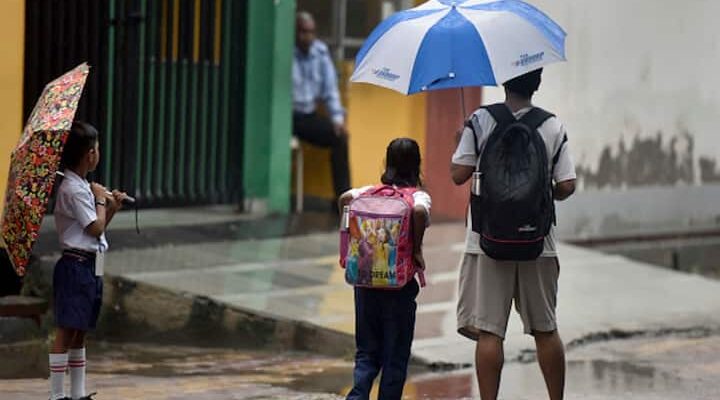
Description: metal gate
xmin=24 ymin=0 xmax=246 ymax=207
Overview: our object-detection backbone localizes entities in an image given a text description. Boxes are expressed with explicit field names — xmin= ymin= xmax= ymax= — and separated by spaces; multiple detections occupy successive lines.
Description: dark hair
xmin=503 ymin=68 xmax=543 ymax=99
xmin=62 ymin=121 xmax=99 ymax=168
xmin=381 ymin=138 xmax=422 ymax=188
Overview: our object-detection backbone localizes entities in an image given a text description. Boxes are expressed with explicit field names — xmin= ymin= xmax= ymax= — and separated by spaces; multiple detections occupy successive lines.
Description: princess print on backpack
xmin=342 ymin=185 xmax=416 ymax=289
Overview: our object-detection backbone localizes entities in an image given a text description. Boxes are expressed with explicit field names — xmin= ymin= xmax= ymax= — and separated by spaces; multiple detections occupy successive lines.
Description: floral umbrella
xmin=1 ymin=63 xmax=90 ymax=276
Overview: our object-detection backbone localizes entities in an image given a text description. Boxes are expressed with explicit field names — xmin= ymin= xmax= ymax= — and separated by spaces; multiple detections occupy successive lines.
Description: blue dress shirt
xmin=293 ymin=40 xmax=346 ymax=125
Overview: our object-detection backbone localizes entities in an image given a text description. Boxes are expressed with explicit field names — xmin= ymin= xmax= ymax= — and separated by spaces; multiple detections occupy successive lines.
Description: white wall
xmin=484 ymin=0 xmax=720 ymax=188
xmin=483 ymin=0 xmax=720 ymax=238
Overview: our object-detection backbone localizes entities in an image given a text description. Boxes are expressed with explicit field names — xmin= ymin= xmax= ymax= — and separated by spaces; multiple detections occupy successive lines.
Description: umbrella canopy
xmin=350 ymin=0 xmax=566 ymax=95
xmin=1 ymin=63 xmax=90 ymax=276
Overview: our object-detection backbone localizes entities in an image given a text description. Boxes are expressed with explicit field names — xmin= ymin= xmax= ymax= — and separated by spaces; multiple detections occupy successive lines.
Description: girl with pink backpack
xmin=338 ymin=138 xmax=431 ymax=399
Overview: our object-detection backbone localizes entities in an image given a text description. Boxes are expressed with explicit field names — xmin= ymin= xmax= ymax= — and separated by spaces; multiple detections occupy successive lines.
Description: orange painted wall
xmin=0 ymin=1 xmax=25 ymax=212
xmin=424 ymin=88 xmax=482 ymax=221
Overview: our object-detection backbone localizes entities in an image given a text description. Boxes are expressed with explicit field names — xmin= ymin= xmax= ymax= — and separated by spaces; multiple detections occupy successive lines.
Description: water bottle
xmin=472 ymin=172 xmax=483 ymax=196
xmin=341 ymin=205 xmax=350 ymax=231
xmin=340 ymin=205 xmax=350 ymax=261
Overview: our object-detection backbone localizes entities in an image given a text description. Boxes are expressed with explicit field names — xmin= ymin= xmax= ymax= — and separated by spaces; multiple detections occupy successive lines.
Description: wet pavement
xmin=420 ymin=331 xmax=720 ymax=400
xmin=0 ymin=343 xmax=345 ymax=400
xmin=3 ymin=332 xmax=720 ymax=399
xmin=89 ymin=220 xmax=720 ymax=366
xmin=17 ymin=208 xmax=720 ymax=398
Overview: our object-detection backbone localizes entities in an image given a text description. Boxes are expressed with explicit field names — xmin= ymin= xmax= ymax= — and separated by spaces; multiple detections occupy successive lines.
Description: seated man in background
xmin=293 ymin=11 xmax=351 ymax=210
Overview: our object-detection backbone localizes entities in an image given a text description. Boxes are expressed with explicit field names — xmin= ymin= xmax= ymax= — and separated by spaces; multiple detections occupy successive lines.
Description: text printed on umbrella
xmin=372 ymin=67 xmax=401 ymax=82
xmin=513 ymin=52 xmax=545 ymax=67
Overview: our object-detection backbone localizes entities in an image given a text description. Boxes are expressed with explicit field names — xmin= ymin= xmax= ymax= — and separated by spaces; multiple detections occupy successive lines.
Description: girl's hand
xmin=90 ymin=183 xmax=108 ymax=200
xmin=413 ymin=251 xmax=426 ymax=272
xmin=106 ymin=194 xmax=121 ymax=213
xmin=111 ymin=190 xmax=128 ymax=209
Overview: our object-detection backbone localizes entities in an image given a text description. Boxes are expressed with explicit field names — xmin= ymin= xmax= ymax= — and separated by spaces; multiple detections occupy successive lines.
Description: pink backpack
xmin=340 ymin=185 xmax=426 ymax=289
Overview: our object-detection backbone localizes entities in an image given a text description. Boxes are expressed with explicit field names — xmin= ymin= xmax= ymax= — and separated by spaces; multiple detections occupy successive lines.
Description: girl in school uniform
xmin=339 ymin=138 xmax=432 ymax=400
xmin=49 ymin=121 xmax=126 ymax=400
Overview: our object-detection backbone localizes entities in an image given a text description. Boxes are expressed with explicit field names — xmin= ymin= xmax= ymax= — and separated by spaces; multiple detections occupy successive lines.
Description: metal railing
xmin=24 ymin=0 xmax=246 ymax=208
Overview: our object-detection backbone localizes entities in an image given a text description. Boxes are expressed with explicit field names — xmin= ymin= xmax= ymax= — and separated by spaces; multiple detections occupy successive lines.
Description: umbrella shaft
xmin=104 ymin=191 xmax=136 ymax=205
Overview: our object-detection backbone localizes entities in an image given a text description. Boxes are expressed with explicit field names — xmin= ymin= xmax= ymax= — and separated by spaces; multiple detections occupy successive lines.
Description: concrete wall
xmin=243 ymin=0 xmax=296 ymax=213
xmin=0 ymin=1 xmax=24 ymax=212
xmin=482 ymin=0 xmax=720 ymax=238
xmin=424 ymin=88 xmax=482 ymax=221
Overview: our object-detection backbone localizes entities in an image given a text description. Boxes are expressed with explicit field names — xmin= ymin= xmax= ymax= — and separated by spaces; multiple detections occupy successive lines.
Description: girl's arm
xmin=104 ymin=190 xmax=126 ymax=227
xmin=85 ymin=183 xmax=109 ymax=238
xmin=412 ymin=206 xmax=428 ymax=271
xmin=104 ymin=198 xmax=119 ymax=227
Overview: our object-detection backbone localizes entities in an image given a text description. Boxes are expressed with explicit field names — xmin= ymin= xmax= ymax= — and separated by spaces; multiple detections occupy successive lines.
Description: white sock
xmin=69 ymin=348 xmax=87 ymax=399
xmin=49 ymin=353 xmax=68 ymax=400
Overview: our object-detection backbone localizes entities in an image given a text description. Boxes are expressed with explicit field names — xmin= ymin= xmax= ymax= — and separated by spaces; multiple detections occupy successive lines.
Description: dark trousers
xmin=292 ymin=112 xmax=351 ymax=199
xmin=0 ymin=248 xmax=21 ymax=296
xmin=347 ymin=279 xmax=419 ymax=400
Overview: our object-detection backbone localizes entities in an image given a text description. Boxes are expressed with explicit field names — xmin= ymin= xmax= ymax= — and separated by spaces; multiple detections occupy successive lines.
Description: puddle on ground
xmin=29 ymin=340 xmax=718 ymax=400
xmin=288 ymin=356 xmax=707 ymax=399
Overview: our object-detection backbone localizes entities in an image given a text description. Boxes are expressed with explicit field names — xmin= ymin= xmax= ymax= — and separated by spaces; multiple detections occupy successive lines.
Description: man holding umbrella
xmin=349 ymin=1 xmax=574 ymax=398
xmin=451 ymin=68 xmax=576 ymax=400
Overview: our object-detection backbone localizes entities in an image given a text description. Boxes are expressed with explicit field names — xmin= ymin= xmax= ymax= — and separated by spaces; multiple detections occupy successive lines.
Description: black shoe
xmin=77 ymin=393 xmax=97 ymax=400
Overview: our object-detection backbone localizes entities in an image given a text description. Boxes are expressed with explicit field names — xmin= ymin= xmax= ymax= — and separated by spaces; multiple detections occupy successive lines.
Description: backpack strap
xmin=398 ymin=186 xmax=425 ymax=288
xmin=552 ymin=134 xmax=568 ymax=167
xmin=466 ymin=103 xmax=516 ymax=158
xmin=520 ymin=107 xmax=565 ymax=172
xmin=518 ymin=107 xmax=555 ymax=132
xmin=484 ymin=103 xmax=517 ymax=128
xmin=549 ymin=134 xmax=568 ymax=228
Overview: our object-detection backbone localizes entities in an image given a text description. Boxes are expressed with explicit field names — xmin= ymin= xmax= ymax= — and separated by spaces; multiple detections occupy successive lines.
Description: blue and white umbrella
xmin=350 ymin=0 xmax=566 ymax=95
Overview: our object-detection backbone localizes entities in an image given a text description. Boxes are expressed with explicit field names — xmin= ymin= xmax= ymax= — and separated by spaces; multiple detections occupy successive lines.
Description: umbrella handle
xmin=104 ymin=191 xmax=136 ymax=205
xmin=55 ymin=171 xmax=135 ymax=204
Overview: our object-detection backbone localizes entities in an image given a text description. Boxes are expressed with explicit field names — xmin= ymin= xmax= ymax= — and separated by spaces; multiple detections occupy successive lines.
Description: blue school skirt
xmin=53 ymin=249 xmax=103 ymax=331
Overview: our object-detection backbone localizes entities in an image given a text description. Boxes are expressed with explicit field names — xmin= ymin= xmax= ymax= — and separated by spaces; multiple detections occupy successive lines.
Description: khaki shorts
xmin=457 ymin=253 xmax=560 ymax=340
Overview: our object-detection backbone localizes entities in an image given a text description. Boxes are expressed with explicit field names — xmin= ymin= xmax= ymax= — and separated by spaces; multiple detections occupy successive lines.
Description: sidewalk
xmin=0 ymin=343 xmax=345 ymax=400
xmin=5 ymin=332 xmax=720 ymax=399
xmin=61 ymin=212 xmax=720 ymax=366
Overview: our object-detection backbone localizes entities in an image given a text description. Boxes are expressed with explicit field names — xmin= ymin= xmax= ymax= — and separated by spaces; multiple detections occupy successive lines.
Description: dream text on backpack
xmin=340 ymin=185 xmax=424 ymax=289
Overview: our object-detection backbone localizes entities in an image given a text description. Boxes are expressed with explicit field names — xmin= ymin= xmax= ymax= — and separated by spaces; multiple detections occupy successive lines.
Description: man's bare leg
xmin=475 ymin=331 xmax=504 ymax=400
xmin=534 ymin=330 xmax=566 ymax=400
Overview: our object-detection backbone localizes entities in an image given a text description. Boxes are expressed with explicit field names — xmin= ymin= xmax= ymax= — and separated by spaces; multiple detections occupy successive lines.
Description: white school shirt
xmin=54 ymin=169 xmax=109 ymax=253
xmin=346 ymin=186 xmax=432 ymax=226
xmin=451 ymin=106 xmax=576 ymax=257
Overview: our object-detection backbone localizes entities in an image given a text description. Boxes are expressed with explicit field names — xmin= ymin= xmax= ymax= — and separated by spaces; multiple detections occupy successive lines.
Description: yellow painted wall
xmin=300 ymin=62 xmax=426 ymax=199
xmin=0 ymin=1 xmax=25 ymax=211
xmin=347 ymin=78 xmax=426 ymax=189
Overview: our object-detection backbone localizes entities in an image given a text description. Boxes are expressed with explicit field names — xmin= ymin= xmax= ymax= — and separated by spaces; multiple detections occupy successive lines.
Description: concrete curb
xmin=0 ymin=337 xmax=48 ymax=379
xmin=96 ymin=275 xmax=356 ymax=359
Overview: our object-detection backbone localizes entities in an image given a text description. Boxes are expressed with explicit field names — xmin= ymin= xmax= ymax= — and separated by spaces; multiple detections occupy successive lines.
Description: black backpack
xmin=468 ymin=103 xmax=565 ymax=261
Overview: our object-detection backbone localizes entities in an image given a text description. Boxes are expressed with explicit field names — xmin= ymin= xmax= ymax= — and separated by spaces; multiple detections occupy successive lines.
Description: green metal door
xmin=24 ymin=0 xmax=246 ymax=208
xmin=105 ymin=0 xmax=246 ymax=206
